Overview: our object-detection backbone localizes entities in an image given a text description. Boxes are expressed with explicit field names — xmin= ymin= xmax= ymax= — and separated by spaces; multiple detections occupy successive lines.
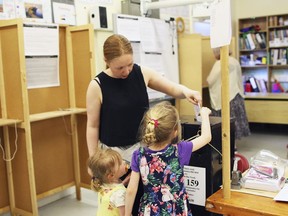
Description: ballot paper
xmin=243 ymin=166 xmax=285 ymax=192
xmin=274 ymin=184 xmax=288 ymax=202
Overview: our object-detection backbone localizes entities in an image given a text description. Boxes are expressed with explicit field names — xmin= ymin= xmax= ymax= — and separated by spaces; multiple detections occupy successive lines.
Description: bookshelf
xmin=238 ymin=14 xmax=288 ymax=124
xmin=0 ymin=19 xmax=95 ymax=215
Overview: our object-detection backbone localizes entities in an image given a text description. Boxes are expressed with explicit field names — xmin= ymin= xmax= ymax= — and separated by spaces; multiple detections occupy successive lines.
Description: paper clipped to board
xmin=210 ymin=0 xmax=232 ymax=48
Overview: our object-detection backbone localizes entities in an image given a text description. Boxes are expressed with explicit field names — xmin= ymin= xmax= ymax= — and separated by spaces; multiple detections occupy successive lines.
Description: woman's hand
xmin=122 ymin=173 xmax=131 ymax=186
xmin=183 ymin=87 xmax=202 ymax=105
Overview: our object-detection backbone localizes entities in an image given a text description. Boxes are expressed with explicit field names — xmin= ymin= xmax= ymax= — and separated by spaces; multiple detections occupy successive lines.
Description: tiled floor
xmin=38 ymin=188 xmax=98 ymax=216
xmin=2 ymin=123 xmax=288 ymax=216
xmin=237 ymin=123 xmax=288 ymax=161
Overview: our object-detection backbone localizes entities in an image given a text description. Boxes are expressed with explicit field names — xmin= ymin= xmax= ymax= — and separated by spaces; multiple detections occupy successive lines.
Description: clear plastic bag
xmin=242 ymin=149 xmax=286 ymax=192
xmin=250 ymin=149 xmax=284 ymax=179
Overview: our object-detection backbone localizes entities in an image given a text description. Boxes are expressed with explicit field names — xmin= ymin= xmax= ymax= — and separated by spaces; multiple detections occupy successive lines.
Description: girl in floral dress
xmin=125 ymin=101 xmax=212 ymax=216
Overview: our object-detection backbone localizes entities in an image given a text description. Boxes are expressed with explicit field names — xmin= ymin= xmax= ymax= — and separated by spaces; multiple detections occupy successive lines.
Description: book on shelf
xmin=273 ymin=49 xmax=279 ymax=65
xmin=241 ymin=35 xmax=251 ymax=50
xmin=258 ymin=79 xmax=267 ymax=93
xmin=249 ymin=77 xmax=260 ymax=92
xmin=255 ymin=33 xmax=266 ymax=49
xmin=272 ymin=80 xmax=285 ymax=93
xmin=246 ymin=33 xmax=256 ymax=50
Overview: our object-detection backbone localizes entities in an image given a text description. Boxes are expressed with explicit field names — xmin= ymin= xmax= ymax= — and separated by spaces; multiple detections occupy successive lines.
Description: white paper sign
xmin=184 ymin=165 xmax=206 ymax=206
xmin=210 ymin=0 xmax=231 ymax=48
xmin=23 ymin=23 xmax=60 ymax=89
xmin=53 ymin=2 xmax=76 ymax=25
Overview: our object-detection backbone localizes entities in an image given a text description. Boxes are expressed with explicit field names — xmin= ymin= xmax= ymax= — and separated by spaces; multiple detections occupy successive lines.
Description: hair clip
xmin=149 ymin=118 xmax=159 ymax=128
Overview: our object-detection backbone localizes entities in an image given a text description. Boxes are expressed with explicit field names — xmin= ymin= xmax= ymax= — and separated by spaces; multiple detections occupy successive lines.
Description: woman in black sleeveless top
xmin=86 ymin=34 xmax=202 ymax=215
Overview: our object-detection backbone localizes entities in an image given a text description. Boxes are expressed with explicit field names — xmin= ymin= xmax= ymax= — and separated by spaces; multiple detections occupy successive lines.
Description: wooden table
xmin=205 ymin=189 xmax=288 ymax=216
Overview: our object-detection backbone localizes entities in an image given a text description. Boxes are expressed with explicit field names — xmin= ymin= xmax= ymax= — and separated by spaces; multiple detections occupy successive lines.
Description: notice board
xmin=113 ymin=13 xmax=179 ymax=100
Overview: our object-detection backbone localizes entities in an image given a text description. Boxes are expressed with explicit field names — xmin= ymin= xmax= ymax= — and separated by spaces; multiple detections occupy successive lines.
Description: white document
xmin=53 ymin=2 xmax=76 ymax=25
xmin=210 ymin=0 xmax=232 ymax=48
xmin=139 ymin=18 xmax=161 ymax=53
xmin=131 ymin=42 xmax=141 ymax=65
xmin=26 ymin=56 xmax=59 ymax=89
xmin=115 ymin=14 xmax=141 ymax=42
xmin=184 ymin=166 xmax=206 ymax=206
xmin=274 ymin=184 xmax=288 ymax=202
xmin=23 ymin=22 xmax=59 ymax=89
xmin=0 ymin=0 xmax=16 ymax=19
xmin=23 ymin=22 xmax=59 ymax=56
xmin=141 ymin=51 xmax=166 ymax=100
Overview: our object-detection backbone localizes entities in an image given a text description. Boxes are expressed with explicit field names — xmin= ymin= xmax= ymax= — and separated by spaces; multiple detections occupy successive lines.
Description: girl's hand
xmin=200 ymin=107 xmax=211 ymax=117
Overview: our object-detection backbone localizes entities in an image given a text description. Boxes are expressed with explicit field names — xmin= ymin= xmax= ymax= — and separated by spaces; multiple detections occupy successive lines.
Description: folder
xmin=249 ymin=77 xmax=260 ymax=92
xmin=246 ymin=33 xmax=256 ymax=50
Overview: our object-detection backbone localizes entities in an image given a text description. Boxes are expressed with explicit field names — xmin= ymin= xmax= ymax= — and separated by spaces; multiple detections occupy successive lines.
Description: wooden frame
xmin=0 ymin=19 xmax=95 ymax=215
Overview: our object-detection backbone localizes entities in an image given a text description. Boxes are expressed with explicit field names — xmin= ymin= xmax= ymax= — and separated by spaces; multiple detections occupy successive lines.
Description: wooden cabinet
xmin=0 ymin=19 xmax=95 ymax=215
xmin=238 ymin=15 xmax=288 ymax=124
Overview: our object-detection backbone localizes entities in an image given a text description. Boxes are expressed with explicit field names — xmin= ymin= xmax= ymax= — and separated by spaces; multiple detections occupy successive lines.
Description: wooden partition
xmin=177 ymin=34 xmax=202 ymax=116
xmin=0 ymin=19 xmax=95 ymax=215
xmin=0 ymin=132 xmax=10 ymax=214
xmin=177 ymin=34 xmax=235 ymax=115
xmin=65 ymin=25 xmax=97 ymax=191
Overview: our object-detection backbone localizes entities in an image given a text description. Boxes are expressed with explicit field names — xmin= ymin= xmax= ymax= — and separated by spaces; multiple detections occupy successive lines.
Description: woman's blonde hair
xmin=103 ymin=34 xmax=133 ymax=64
xmin=87 ymin=148 xmax=122 ymax=193
xmin=138 ymin=101 xmax=181 ymax=147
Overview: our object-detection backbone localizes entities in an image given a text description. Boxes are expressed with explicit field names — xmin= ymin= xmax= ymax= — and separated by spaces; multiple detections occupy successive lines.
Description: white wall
xmin=74 ymin=0 xmax=288 ymax=74
xmin=74 ymin=1 xmax=122 ymax=73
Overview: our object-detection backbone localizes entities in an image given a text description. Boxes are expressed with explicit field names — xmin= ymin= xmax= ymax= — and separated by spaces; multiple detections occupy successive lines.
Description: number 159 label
xmin=183 ymin=166 xmax=206 ymax=206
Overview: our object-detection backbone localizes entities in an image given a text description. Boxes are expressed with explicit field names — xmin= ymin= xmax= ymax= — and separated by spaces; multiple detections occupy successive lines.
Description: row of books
xmin=239 ymin=33 xmax=267 ymax=50
xmin=269 ymin=29 xmax=288 ymax=41
xmin=244 ymin=77 xmax=268 ymax=93
xmin=244 ymin=76 xmax=286 ymax=93
xmin=270 ymin=48 xmax=288 ymax=65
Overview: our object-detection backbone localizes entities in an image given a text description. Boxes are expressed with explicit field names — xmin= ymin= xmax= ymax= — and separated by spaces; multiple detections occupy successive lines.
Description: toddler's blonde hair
xmin=87 ymin=148 xmax=122 ymax=193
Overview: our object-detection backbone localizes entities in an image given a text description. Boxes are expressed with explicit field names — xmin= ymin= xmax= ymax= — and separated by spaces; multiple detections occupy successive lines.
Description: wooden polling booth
xmin=0 ymin=19 xmax=95 ymax=215
xmin=0 ymin=130 xmax=10 ymax=215
xmin=177 ymin=34 xmax=236 ymax=115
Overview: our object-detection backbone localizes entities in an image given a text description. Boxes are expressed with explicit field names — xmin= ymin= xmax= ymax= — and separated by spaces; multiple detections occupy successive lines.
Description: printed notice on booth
xmin=184 ymin=166 xmax=206 ymax=206
xmin=23 ymin=22 xmax=59 ymax=89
